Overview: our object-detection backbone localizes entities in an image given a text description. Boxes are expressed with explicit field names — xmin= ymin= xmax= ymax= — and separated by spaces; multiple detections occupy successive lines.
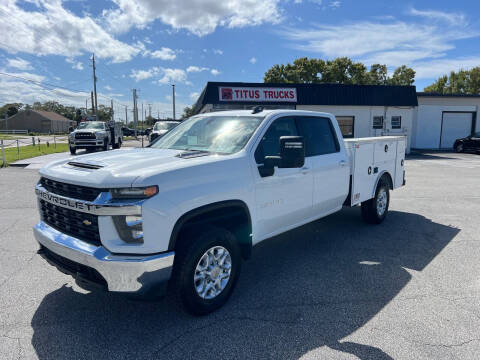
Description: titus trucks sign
xmin=219 ymin=87 xmax=297 ymax=103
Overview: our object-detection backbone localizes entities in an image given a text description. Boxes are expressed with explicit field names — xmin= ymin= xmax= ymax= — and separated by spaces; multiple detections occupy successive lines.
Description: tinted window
xmin=296 ymin=116 xmax=339 ymax=156
xmin=255 ymin=117 xmax=298 ymax=164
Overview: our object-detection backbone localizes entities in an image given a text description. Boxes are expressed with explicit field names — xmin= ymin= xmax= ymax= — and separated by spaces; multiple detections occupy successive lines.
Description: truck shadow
xmin=31 ymin=208 xmax=459 ymax=359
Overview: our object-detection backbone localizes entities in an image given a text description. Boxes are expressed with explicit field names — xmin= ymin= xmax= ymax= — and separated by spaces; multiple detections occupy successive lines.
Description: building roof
xmin=7 ymin=109 xmax=73 ymax=122
xmin=193 ymin=82 xmax=418 ymax=114
xmin=417 ymin=92 xmax=480 ymax=98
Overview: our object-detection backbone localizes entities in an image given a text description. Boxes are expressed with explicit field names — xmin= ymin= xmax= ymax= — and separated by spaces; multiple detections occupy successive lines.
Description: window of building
xmin=254 ymin=117 xmax=298 ymax=164
xmin=391 ymin=116 xmax=402 ymax=129
xmin=296 ymin=116 xmax=339 ymax=156
xmin=373 ymin=116 xmax=384 ymax=129
xmin=336 ymin=116 xmax=354 ymax=138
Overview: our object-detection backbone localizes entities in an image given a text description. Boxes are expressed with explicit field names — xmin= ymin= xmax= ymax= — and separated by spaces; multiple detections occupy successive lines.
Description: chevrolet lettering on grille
xmin=35 ymin=188 xmax=101 ymax=214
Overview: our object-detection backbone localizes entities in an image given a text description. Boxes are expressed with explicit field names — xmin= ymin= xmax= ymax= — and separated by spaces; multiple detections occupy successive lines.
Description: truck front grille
xmin=40 ymin=177 xmax=103 ymax=202
xmin=75 ymin=132 xmax=96 ymax=139
xmin=39 ymin=200 xmax=101 ymax=246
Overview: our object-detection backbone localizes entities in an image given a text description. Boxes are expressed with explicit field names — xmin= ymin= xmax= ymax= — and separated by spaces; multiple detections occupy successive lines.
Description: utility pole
xmin=85 ymin=98 xmax=88 ymax=115
xmin=110 ymin=99 xmax=114 ymax=121
xmin=92 ymin=53 xmax=98 ymax=118
xmin=133 ymin=89 xmax=138 ymax=137
xmin=124 ymin=106 xmax=128 ymax=126
xmin=90 ymin=92 xmax=94 ymax=117
xmin=172 ymin=84 xmax=176 ymax=120
xmin=148 ymin=104 xmax=152 ymax=119
xmin=141 ymin=103 xmax=144 ymax=122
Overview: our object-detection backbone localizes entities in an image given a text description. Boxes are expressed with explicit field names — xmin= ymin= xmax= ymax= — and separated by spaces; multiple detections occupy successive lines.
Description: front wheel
xmin=171 ymin=227 xmax=241 ymax=315
xmin=69 ymin=146 xmax=76 ymax=155
xmin=361 ymin=181 xmax=390 ymax=224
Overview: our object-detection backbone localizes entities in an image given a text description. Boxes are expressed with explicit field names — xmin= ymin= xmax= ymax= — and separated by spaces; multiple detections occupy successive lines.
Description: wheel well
xmin=379 ymin=172 xmax=393 ymax=190
xmin=169 ymin=201 xmax=252 ymax=260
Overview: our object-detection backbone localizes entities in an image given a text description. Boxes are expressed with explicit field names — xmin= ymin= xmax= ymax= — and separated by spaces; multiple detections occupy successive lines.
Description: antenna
xmin=252 ymin=106 xmax=264 ymax=114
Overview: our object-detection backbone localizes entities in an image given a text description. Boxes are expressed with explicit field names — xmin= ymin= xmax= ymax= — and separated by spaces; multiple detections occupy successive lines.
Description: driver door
xmin=253 ymin=116 xmax=314 ymax=240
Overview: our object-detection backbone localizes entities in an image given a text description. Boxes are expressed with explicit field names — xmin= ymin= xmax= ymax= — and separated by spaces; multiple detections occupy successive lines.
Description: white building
xmin=193 ymin=82 xmax=417 ymax=153
xmin=192 ymin=82 xmax=480 ymax=153
xmin=413 ymin=93 xmax=480 ymax=150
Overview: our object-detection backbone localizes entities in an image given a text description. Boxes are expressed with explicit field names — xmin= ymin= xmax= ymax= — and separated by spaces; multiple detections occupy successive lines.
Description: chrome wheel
xmin=376 ymin=188 xmax=388 ymax=216
xmin=194 ymin=246 xmax=232 ymax=300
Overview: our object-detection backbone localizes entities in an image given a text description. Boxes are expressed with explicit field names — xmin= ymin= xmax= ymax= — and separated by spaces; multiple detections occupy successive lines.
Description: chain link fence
xmin=1 ymin=135 xmax=69 ymax=167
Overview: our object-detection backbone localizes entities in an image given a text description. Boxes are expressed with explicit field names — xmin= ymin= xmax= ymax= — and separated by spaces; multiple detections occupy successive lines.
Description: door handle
xmin=339 ymin=160 xmax=347 ymax=167
xmin=301 ymin=166 xmax=311 ymax=174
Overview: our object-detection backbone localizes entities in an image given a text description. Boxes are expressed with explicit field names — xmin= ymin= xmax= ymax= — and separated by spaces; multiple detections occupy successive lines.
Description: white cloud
xmin=6 ymin=57 xmax=32 ymax=70
xmin=210 ymin=69 xmax=220 ymax=76
xmin=279 ymin=14 xmax=479 ymax=70
xmin=150 ymin=47 xmax=176 ymax=60
xmin=158 ymin=68 xmax=187 ymax=84
xmin=104 ymin=85 xmax=112 ymax=91
xmin=130 ymin=67 xmax=160 ymax=81
xmin=186 ymin=66 xmax=209 ymax=73
xmin=103 ymin=0 xmax=282 ymax=36
xmin=413 ymin=57 xmax=480 ymax=79
xmin=213 ymin=49 xmax=223 ymax=55
xmin=329 ymin=1 xmax=340 ymax=8
xmin=409 ymin=8 xmax=466 ymax=26
xmin=249 ymin=57 xmax=257 ymax=64
xmin=189 ymin=92 xmax=200 ymax=101
xmin=0 ymin=0 xmax=139 ymax=63
xmin=72 ymin=62 xmax=84 ymax=70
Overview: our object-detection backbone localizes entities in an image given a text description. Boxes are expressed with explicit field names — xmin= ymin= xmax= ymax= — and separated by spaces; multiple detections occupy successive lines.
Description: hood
xmin=152 ymin=130 xmax=168 ymax=135
xmin=39 ymin=148 xmax=224 ymax=188
xmin=73 ymin=128 xmax=105 ymax=134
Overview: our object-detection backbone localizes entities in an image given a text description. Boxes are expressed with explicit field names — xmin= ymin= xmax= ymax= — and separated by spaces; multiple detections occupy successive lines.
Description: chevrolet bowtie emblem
xmin=83 ymin=219 xmax=92 ymax=226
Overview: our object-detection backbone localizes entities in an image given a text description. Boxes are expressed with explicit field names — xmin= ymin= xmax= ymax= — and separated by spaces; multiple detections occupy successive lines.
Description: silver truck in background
xmin=68 ymin=121 xmax=123 ymax=155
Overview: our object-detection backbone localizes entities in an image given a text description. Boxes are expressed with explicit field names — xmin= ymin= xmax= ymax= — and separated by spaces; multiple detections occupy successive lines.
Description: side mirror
xmin=262 ymin=136 xmax=305 ymax=176
xmin=68 ymin=126 xmax=74 ymax=133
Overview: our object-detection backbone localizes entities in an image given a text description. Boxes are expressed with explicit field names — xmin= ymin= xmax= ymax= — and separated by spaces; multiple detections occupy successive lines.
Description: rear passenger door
xmin=296 ymin=116 xmax=350 ymax=216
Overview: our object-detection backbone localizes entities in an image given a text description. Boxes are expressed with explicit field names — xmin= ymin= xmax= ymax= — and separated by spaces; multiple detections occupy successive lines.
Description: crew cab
xmin=68 ymin=121 xmax=123 ymax=155
xmin=150 ymin=120 xmax=181 ymax=143
xmin=33 ymin=110 xmax=406 ymax=315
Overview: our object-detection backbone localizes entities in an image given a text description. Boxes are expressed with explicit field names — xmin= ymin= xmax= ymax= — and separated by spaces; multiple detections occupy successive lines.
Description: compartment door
xmin=394 ymin=139 xmax=406 ymax=188
xmin=351 ymin=142 xmax=375 ymax=205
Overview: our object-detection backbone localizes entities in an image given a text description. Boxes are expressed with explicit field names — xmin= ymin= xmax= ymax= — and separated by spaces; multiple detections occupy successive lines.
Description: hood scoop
xmin=176 ymin=150 xmax=211 ymax=159
xmin=67 ymin=161 xmax=104 ymax=170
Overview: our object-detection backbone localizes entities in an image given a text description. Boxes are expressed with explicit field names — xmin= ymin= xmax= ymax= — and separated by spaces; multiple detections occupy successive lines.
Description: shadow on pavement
xmin=31 ymin=208 xmax=459 ymax=359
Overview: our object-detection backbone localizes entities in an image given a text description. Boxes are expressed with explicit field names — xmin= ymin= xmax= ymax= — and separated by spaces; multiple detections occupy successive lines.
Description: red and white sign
xmin=219 ymin=87 xmax=297 ymax=102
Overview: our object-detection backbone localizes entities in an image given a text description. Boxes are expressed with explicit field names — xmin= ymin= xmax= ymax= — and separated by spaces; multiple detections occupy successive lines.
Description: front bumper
xmin=70 ymin=139 xmax=104 ymax=148
xmin=33 ymin=221 xmax=174 ymax=295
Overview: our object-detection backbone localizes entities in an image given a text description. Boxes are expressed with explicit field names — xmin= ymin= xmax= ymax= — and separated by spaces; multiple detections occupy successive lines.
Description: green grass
xmin=1 ymin=143 xmax=69 ymax=167
xmin=0 ymin=134 xmax=24 ymax=140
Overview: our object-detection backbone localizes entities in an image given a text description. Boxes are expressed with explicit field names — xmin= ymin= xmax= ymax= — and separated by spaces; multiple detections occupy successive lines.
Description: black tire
xmin=69 ymin=146 xmax=76 ymax=155
xmin=103 ymin=139 xmax=109 ymax=151
xmin=117 ymin=138 xmax=122 ymax=149
xmin=171 ymin=227 xmax=241 ymax=316
xmin=455 ymin=142 xmax=464 ymax=153
xmin=361 ymin=180 xmax=390 ymax=224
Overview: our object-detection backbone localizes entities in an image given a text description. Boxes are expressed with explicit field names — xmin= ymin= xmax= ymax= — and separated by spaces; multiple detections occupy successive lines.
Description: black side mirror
xmin=262 ymin=136 xmax=305 ymax=176
xmin=68 ymin=126 xmax=74 ymax=133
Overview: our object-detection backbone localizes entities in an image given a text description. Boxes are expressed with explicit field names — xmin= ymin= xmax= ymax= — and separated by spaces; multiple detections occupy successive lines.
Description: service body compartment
xmin=345 ymin=136 xmax=406 ymax=206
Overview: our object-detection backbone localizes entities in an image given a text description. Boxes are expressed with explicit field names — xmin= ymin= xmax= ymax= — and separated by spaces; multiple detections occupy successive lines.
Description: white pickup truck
xmin=33 ymin=110 xmax=406 ymax=315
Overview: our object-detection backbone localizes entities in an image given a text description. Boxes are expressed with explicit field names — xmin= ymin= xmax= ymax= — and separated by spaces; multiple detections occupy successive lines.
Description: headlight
xmin=113 ymin=215 xmax=143 ymax=243
xmin=110 ymin=186 xmax=158 ymax=199
xmin=96 ymin=132 xmax=105 ymax=138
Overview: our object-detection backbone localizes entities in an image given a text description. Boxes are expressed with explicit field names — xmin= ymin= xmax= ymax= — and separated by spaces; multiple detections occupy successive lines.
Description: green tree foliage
xmin=264 ymin=57 xmax=416 ymax=86
xmin=0 ymin=103 xmax=23 ymax=118
xmin=424 ymin=67 xmax=480 ymax=94
xmin=182 ymin=106 xmax=195 ymax=119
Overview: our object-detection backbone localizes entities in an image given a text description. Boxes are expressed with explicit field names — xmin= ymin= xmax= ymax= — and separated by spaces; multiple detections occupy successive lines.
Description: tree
xmin=424 ymin=67 xmax=480 ymax=94
xmin=264 ymin=57 xmax=416 ymax=86
xmin=0 ymin=103 xmax=23 ymax=118
xmin=182 ymin=106 xmax=195 ymax=119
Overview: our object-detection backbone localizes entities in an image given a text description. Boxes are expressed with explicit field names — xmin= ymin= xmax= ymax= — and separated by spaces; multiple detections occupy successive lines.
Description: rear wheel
xmin=171 ymin=227 xmax=241 ymax=315
xmin=455 ymin=142 xmax=464 ymax=153
xmin=361 ymin=181 xmax=390 ymax=224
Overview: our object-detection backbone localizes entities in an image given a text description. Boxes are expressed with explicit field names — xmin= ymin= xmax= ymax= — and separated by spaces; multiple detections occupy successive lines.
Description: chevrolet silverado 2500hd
xmin=33 ymin=110 xmax=406 ymax=315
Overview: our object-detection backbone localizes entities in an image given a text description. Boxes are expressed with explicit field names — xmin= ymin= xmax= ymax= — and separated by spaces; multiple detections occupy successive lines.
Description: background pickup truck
xmin=68 ymin=120 xmax=123 ymax=154
xmin=34 ymin=110 xmax=405 ymax=315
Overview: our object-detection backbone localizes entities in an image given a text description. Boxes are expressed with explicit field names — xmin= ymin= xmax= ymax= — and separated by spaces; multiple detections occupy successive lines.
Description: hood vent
xmin=67 ymin=161 xmax=104 ymax=170
xmin=176 ymin=150 xmax=211 ymax=159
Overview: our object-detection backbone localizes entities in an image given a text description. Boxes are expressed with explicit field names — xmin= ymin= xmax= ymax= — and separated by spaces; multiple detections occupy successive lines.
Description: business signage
xmin=219 ymin=87 xmax=297 ymax=102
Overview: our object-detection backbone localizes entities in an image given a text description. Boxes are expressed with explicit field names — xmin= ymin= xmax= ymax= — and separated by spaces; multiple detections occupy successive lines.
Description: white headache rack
xmin=344 ymin=136 xmax=406 ymax=206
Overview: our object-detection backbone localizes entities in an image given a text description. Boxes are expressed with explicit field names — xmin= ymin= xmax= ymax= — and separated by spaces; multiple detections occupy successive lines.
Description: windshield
xmin=154 ymin=122 xmax=179 ymax=131
xmin=151 ymin=115 xmax=263 ymax=154
xmin=77 ymin=122 xmax=105 ymax=130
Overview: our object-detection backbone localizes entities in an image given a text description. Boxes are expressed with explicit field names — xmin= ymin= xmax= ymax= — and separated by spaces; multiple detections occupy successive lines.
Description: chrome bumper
xmin=33 ymin=222 xmax=174 ymax=294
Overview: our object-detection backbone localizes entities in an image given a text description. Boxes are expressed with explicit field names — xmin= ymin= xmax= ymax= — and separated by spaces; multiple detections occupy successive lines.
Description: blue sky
xmin=0 ymin=0 xmax=479 ymax=121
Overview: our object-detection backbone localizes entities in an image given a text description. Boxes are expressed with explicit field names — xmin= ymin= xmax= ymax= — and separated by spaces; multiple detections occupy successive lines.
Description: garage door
xmin=440 ymin=113 xmax=473 ymax=149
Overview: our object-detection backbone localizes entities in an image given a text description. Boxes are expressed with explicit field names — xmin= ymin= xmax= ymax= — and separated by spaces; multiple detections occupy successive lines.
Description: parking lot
xmin=1 ymin=152 xmax=479 ymax=359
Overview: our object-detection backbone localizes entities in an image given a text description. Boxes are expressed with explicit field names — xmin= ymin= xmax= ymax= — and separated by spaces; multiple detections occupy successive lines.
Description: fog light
xmin=113 ymin=215 xmax=144 ymax=243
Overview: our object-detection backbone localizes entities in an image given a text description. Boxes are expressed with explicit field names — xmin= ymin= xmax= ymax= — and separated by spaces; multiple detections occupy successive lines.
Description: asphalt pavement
xmin=0 ymin=152 xmax=480 ymax=359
